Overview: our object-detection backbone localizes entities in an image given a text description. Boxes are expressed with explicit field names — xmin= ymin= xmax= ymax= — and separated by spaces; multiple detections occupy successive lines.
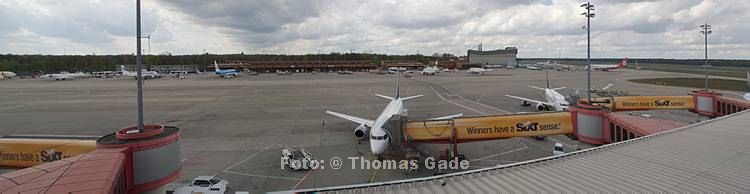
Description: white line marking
xmin=223 ymin=143 xmax=277 ymax=171
xmin=439 ymin=85 xmax=511 ymax=114
xmin=470 ymin=139 xmax=528 ymax=161
xmin=222 ymin=170 xmax=301 ymax=181
xmin=476 ymin=91 xmax=487 ymax=103
xmin=431 ymin=86 xmax=486 ymax=115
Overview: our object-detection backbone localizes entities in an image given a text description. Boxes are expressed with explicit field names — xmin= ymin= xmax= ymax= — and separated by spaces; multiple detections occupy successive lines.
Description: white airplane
xmin=506 ymin=71 xmax=570 ymax=111
xmin=421 ymin=62 xmax=439 ymax=75
xmin=0 ymin=71 xmax=17 ymax=79
xmin=526 ymin=66 xmax=542 ymax=70
xmin=121 ymin=65 xmax=161 ymax=79
xmin=745 ymin=72 xmax=750 ymax=100
xmin=586 ymin=58 xmax=628 ymax=71
xmin=41 ymin=72 xmax=89 ymax=80
xmin=326 ymin=71 xmax=462 ymax=157
xmin=467 ymin=67 xmax=492 ymax=75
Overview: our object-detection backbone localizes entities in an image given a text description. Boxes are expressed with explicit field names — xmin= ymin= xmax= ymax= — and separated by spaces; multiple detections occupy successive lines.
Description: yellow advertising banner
xmin=0 ymin=139 xmax=97 ymax=168
xmin=592 ymin=96 xmax=695 ymax=111
xmin=406 ymin=112 xmax=574 ymax=142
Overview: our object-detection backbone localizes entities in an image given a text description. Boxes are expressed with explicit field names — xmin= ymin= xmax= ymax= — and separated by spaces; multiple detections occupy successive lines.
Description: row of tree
xmin=0 ymin=53 xmax=435 ymax=74
xmin=1 ymin=54 xmax=747 ymax=74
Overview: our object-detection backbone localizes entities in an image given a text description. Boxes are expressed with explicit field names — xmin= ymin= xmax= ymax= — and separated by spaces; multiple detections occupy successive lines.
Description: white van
xmin=552 ymin=143 xmax=564 ymax=155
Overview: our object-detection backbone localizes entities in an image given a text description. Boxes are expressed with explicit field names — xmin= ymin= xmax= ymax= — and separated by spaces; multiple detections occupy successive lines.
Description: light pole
xmin=581 ymin=2 xmax=595 ymax=103
xmin=699 ymin=24 xmax=712 ymax=91
xmin=135 ymin=0 xmax=144 ymax=130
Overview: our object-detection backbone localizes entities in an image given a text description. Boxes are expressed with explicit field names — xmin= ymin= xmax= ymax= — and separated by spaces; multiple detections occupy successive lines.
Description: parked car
xmin=174 ymin=175 xmax=229 ymax=194
xmin=552 ymin=143 xmax=565 ymax=156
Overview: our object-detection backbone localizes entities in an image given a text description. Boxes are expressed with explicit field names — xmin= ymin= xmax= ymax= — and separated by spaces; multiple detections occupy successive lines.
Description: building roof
xmin=467 ymin=48 xmax=518 ymax=55
xmin=0 ymin=148 xmax=126 ymax=193
xmin=279 ymin=110 xmax=750 ymax=193
xmin=607 ymin=112 xmax=687 ymax=135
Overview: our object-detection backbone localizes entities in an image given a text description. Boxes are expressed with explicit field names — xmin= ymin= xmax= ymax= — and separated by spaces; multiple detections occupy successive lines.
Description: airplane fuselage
xmin=215 ymin=70 xmax=238 ymax=76
xmin=544 ymin=89 xmax=569 ymax=111
xmin=369 ymin=98 xmax=404 ymax=155
xmin=0 ymin=71 xmax=16 ymax=79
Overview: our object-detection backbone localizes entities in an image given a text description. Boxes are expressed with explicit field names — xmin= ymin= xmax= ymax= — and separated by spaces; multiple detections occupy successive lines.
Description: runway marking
xmin=223 ymin=143 xmax=277 ymax=171
xmin=476 ymin=91 xmax=487 ymax=103
xmin=0 ymin=104 xmax=25 ymax=111
xmin=439 ymin=85 xmax=511 ymax=114
xmin=222 ymin=170 xmax=301 ymax=181
xmin=470 ymin=139 xmax=528 ymax=162
xmin=431 ymin=86 xmax=486 ymax=115
xmin=369 ymin=165 xmax=380 ymax=183
xmin=292 ymin=169 xmax=315 ymax=189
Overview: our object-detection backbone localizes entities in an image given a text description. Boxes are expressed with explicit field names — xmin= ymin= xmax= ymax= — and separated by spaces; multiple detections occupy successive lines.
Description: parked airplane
xmin=745 ymin=72 xmax=750 ymax=100
xmin=586 ymin=58 xmax=628 ymax=71
xmin=213 ymin=61 xmax=238 ymax=78
xmin=41 ymin=72 xmax=89 ymax=80
xmin=421 ymin=65 xmax=439 ymax=75
xmin=506 ymin=71 xmax=570 ymax=111
xmin=467 ymin=67 xmax=492 ymax=75
xmin=526 ymin=66 xmax=542 ymax=70
xmin=326 ymin=71 xmax=461 ymax=157
xmin=121 ymin=65 xmax=161 ymax=79
xmin=0 ymin=71 xmax=16 ymax=79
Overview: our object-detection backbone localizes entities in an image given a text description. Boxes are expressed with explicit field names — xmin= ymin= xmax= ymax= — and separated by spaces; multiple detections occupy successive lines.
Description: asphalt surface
xmin=0 ymin=68 xmax=732 ymax=193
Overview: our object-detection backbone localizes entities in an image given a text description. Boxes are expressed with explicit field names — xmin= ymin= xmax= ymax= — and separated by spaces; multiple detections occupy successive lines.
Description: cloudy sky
xmin=1 ymin=0 xmax=748 ymax=59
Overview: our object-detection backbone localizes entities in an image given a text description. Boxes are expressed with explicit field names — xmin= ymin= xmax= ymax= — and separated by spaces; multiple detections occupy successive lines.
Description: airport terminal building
xmin=467 ymin=47 xmax=518 ymax=66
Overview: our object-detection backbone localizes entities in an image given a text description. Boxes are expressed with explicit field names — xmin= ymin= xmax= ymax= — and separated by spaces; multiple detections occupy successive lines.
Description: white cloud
xmin=0 ymin=0 xmax=749 ymax=59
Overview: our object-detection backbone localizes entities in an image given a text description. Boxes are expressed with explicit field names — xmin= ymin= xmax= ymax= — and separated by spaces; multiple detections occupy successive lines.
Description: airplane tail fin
xmin=395 ymin=67 xmax=400 ymax=98
xmin=545 ymin=71 xmax=551 ymax=89
xmin=619 ymin=58 xmax=628 ymax=68
xmin=120 ymin=65 xmax=129 ymax=73
xmin=214 ymin=61 xmax=221 ymax=72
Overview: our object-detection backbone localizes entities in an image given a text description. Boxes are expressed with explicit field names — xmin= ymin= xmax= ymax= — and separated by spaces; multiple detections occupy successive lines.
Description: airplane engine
xmin=353 ymin=123 xmax=369 ymax=139
xmin=536 ymin=103 xmax=547 ymax=111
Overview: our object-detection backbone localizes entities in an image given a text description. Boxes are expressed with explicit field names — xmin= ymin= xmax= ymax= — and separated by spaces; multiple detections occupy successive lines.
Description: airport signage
xmin=610 ymin=96 xmax=695 ymax=110
xmin=0 ymin=139 xmax=97 ymax=168
xmin=406 ymin=112 xmax=574 ymax=141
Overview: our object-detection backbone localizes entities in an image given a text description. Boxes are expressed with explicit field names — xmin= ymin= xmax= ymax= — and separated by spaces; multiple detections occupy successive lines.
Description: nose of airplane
xmin=370 ymin=140 xmax=387 ymax=155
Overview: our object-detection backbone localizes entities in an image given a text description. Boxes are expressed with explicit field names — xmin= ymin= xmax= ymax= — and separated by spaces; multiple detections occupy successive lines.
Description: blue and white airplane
xmin=326 ymin=70 xmax=462 ymax=157
xmin=214 ymin=61 xmax=238 ymax=78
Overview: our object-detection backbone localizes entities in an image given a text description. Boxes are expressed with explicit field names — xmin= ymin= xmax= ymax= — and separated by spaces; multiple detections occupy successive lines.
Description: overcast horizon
xmin=1 ymin=0 xmax=749 ymax=59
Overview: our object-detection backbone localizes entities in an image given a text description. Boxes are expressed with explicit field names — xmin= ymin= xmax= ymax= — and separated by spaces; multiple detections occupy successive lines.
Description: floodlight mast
xmin=581 ymin=2 xmax=595 ymax=103
xmin=699 ymin=24 xmax=712 ymax=91
xmin=135 ymin=0 xmax=144 ymax=131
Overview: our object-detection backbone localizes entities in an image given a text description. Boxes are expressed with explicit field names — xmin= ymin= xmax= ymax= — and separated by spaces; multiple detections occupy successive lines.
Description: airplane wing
xmin=326 ymin=110 xmax=374 ymax=127
xmin=505 ymin=95 xmax=550 ymax=106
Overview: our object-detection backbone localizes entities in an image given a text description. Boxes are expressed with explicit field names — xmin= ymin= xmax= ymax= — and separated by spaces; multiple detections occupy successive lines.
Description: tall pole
xmin=135 ymin=0 xmax=144 ymax=130
xmin=587 ymin=8 xmax=591 ymax=102
xmin=700 ymin=24 xmax=711 ymax=91
xmin=581 ymin=2 xmax=595 ymax=103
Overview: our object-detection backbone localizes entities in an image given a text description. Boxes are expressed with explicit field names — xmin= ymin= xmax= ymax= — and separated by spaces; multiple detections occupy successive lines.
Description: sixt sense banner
xmin=406 ymin=112 xmax=574 ymax=142
xmin=0 ymin=138 xmax=97 ymax=168
xmin=609 ymin=96 xmax=695 ymax=111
